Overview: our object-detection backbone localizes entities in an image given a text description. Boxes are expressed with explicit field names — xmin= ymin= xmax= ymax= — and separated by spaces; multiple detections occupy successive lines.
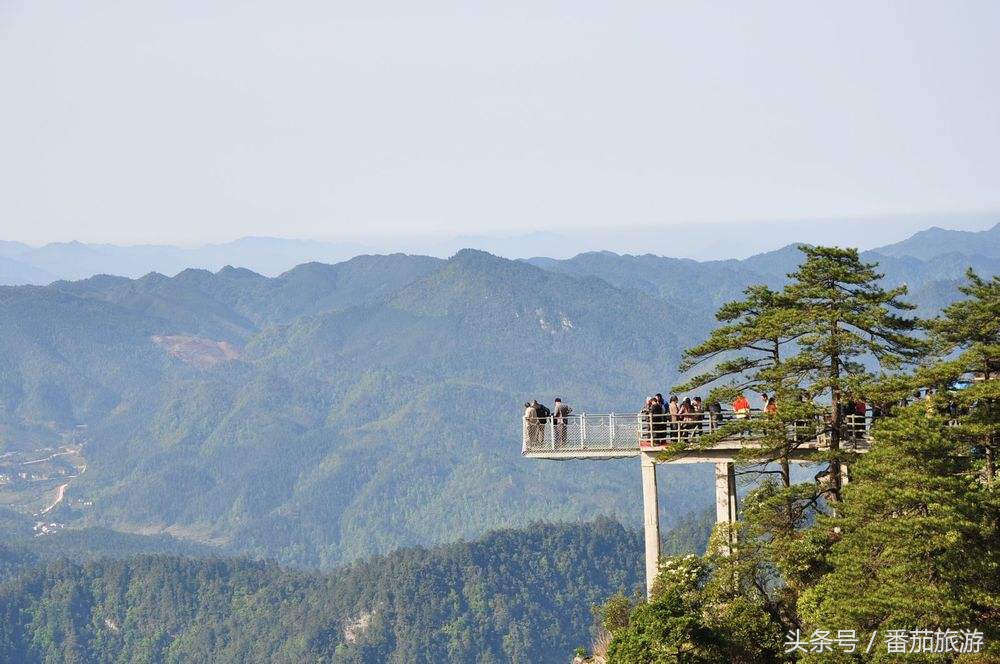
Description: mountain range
xmin=1 ymin=223 xmax=998 ymax=571
xmin=0 ymin=222 xmax=997 ymax=661
xmin=0 ymin=249 xmax=717 ymax=568
xmin=0 ymin=237 xmax=371 ymax=285
xmin=3 ymin=217 xmax=1000 ymax=286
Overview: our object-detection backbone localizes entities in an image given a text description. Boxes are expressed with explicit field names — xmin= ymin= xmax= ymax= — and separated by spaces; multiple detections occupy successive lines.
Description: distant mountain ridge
xmin=0 ymin=254 xmax=55 ymax=285
xmin=49 ymin=254 xmax=443 ymax=342
xmin=2 ymin=218 xmax=998 ymax=286
xmin=0 ymin=237 xmax=372 ymax=284
xmin=873 ymin=222 xmax=1000 ymax=260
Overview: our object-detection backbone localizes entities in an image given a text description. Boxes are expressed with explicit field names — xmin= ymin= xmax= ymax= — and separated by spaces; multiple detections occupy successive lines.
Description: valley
xmin=0 ymin=440 xmax=87 ymax=524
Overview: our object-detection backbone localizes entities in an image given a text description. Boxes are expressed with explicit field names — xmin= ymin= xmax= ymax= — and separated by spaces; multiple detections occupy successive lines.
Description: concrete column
xmin=640 ymin=452 xmax=660 ymax=598
xmin=714 ymin=462 xmax=738 ymax=554
xmin=714 ymin=462 xmax=738 ymax=524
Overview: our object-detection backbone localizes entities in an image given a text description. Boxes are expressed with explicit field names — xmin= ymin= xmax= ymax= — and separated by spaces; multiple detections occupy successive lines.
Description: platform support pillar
xmin=640 ymin=451 xmax=660 ymax=598
xmin=715 ymin=462 xmax=738 ymax=554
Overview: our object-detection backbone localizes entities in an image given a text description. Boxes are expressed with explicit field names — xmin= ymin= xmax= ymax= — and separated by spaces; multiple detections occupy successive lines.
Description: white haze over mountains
xmin=0 ymin=211 xmax=997 ymax=285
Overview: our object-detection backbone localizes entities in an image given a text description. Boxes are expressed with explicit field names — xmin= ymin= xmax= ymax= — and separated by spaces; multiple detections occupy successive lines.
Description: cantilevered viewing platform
xmin=521 ymin=411 xmax=872 ymax=462
xmin=522 ymin=408 xmax=873 ymax=596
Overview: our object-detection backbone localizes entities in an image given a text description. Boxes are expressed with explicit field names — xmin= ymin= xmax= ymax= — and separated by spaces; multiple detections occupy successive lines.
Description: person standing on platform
xmin=678 ymin=397 xmax=695 ymax=438
xmin=732 ymin=393 xmax=751 ymax=418
xmin=553 ymin=398 xmax=572 ymax=447
xmin=667 ymin=394 xmax=680 ymax=437
xmin=640 ymin=397 xmax=654 ymax=442
xmin=533 ymin=399 xmax=550 ymax=444
xmin=692 ymin=396 xmax=705 ymax=436
xmin=524 ymin=401 xmax=539 ymax=445
xmin=707 ymin=400 xmax=723 ymax=430
xmin=650 ymin=395 xmax=666 ymax=442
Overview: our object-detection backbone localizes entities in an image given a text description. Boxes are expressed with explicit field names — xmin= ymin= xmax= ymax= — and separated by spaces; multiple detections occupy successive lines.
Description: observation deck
xmin=522 ymin=408 xmax=874 ymax=597
xmin=521 ymin=411 xmax=872 ymax=462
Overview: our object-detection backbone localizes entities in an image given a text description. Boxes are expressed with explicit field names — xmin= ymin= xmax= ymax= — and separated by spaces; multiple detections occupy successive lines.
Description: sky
xmin=1 ymin=1 xmax=999 ymax=252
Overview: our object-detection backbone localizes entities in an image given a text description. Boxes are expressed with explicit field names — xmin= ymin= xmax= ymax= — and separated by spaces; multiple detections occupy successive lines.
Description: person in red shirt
xmin=732 ymin=394 xmax=751 ymax=418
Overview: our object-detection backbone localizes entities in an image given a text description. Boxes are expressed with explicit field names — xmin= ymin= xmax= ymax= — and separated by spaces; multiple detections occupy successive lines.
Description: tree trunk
xmin=985 ymin=365 xmax=996 ymax=485
xmin=987 ymin=437 xmax=997 ymax=485
xmin=829 ymin=350 xmax=842 ymax=502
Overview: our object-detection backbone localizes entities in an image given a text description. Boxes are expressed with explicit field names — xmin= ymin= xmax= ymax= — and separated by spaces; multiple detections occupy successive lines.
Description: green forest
xmin=592 ymin=247 xmax=1000 ymax=663
xmin=0 ymin=516 xmax=719 ymax=663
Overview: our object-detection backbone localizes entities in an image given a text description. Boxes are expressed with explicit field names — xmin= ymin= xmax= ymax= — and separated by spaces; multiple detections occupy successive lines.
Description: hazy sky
xmin=2 ymin=1 xmax=999 ymax=246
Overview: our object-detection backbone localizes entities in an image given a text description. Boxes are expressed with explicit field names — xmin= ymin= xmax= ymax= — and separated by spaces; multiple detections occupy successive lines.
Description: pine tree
xmin=927 ymin=269 xmax=1000 ymax=481
xmin=676 ymin=285 xmax=797 ymax=400
xmin=735 ymin=479 xmax=833 ymax=624
xmin=931 ymin=269 xmax=1000 ymax=361
xmin=673 ymin=285 xmax=817 ymax=485
xmin=783 ymin=246 xmax=924 ymax=500
xmin=797 ymin=407 xmax=1000 ymax=662
xmin=604 ymin=256 xmax=993 ymax=664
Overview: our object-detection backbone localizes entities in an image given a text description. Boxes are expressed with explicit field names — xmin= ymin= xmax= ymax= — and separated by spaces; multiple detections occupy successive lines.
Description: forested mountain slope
xmin=0 ymin=520 xmax=651 ymax=663
xmin=525 ymin=251 xmax=781 ymax=306
xmin=0 ymin=250 xmax=717 ymax=568
xmin=50 ymin=253 xmax=443 ymax=340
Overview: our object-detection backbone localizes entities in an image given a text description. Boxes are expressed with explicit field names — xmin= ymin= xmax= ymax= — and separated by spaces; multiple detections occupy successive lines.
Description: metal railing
xmin=522 ymin=413 xmax=641 ymax=454
xmin=522 ymin=411 xmax=872 ymax=455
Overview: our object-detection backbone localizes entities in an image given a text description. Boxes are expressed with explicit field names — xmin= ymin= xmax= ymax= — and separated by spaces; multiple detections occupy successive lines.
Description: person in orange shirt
xmin=765 ymin=396 xmax=777 ymax=415
xmin=732 ymin=393 xmax=751 ymax=418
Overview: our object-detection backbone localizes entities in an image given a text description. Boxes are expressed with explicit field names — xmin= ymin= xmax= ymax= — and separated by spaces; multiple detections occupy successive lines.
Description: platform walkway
xmin=522 ymin=408 xmax=874 ymax=596
xmin=522 ymin=410 xmax=872 ymax=462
